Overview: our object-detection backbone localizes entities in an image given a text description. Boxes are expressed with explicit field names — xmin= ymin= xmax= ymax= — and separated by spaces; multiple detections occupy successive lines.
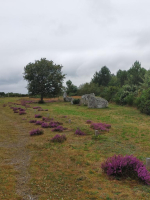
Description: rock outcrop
xmin=63 ymin=92 xmax=74 ymax=102
xmin=80 ymin=93 xmax=108 ymax=108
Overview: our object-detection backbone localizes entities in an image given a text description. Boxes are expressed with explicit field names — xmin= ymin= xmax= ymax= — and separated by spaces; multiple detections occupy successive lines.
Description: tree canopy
xmin=91 ymin=66 xmax=111 ymax=86
xmin=23 ymin=58 xmax=65 ymax=102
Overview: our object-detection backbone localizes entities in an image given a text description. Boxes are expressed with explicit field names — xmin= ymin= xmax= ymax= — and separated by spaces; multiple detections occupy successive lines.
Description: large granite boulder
xmin=80 ymin=93 xmax=95 ymax=106
xmin=63 ymin=92 xmax=74 ymax=102
xmin=88 ymin=96 xmax=108 ymax=108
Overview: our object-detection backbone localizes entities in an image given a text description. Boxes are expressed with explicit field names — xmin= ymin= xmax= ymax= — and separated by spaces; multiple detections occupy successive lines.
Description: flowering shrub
xmin=19 ymin=108 xmax=25 ymax=111
xmin=86 ymin=120 xmax=92 ymax=124
xmin=90 ymin=122 xmax=111 ymax=132
xmin=101 ymin=154 xmax=150 ymax=185
xmin=49 ymin=121 xmax=60 ymax=128
xmin=38 ymin=108 xmax=44 ymax=111
xmin=45 ymin=109 xmax=48 ymax=111
xmin=42 ymin=117 xmax=51 ymax=122
xmin=3 ymin=104 xmax=6 ymax=107
xmin=41 ymin=122 xmax=49 ymax=128
xmin=52 ymin=126 xmax=64 ymax=132
xmin=29 ymin=120 xmax=37 ymax=123
xmin=19 ymin=111 xmax=26 ymax=115
xmin=35 ymin=121 xmax=43 ymax=125
xmin=35 ymin=114 xmax=42 ymax=118
xmin=75 ymin=128 xmax=86 ymax=136
xmin=14 ymin=110 xmax=19 ymax=113
xmin=33 ymin=106 xmax=41 ymax=109
xmin=51 ymin=134 xmax=67 ymax=143
xmin=30 ymin=128 xmax=44 ymax=136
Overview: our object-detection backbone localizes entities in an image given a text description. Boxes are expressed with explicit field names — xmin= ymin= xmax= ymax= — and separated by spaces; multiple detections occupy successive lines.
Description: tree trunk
xmin=41 ymin=93 xmax=44 ymax=102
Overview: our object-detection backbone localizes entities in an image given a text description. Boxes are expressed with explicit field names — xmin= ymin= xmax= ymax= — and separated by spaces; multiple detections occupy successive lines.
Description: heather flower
xmin=86 ymin=120 xmax=92 ymax=124
xmin=51 ymin=134 xmax=67 ymax=143
xmin=45 ymin=109 xmax=48 ymax=111
xmin=29 ymin=120 xmax=37 ymax=123
xmin=90 ymin=122 xmax=111 ymax=132
xmin=3 ymin=104 xmax=6 ymax=107
xmin=19 ymin=111 xmax=26 ymax=115
xmin=49 ymin=121 xmax=60 ymax=128
xmin=75 ymin=128 xmax=86 ymax=136
xmin=101 ymin=154 xmax=150 ymax=185
xmin=41 ymin=122 xmax=49 ymax=128
xmin=33 ymin=106 xmax=41 ymax=109
xmin=38 ymin=108 xmax=44 ymax=111
xmin=35 ymin=114 xmax=42 ymax=118
xmin=51 ymin=126 xmax=64 ymax=132
xmin=19 ymin=108 xmax=25 ymax=111
xmin=30 ymin=128 xmax=44 ymax=136
xmin=35 ymin=121 xmax=43 ymax=125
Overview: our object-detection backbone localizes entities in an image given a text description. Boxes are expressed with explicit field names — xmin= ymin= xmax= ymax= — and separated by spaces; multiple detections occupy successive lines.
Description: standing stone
xmin=88 ymin=96 xmax=108 ymax=108
xmin=63 ymin=92 xmax=74 ymax=102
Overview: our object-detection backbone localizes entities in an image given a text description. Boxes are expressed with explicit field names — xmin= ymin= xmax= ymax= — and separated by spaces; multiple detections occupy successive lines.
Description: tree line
xmin=66 ymin=61 xmax=150 ymax=115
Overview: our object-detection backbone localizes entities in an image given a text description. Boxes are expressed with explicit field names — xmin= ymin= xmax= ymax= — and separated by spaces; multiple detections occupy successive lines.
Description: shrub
xmin=33 ymin=106 xmax=41 ymax=109
xmin=30 ymin=128 xmax=44 ymax=136
xmin=101 ymin=154 xmax=150 ymax=185
xmin=73 ymin=99 xmax=80 ymax=104
xmin=49 ymin=121 xmax=60 ymax=128
xmin=51 ymin=134 xmax=67 ymax=143
xmin=52 ymin=126 xmax=64 ymax=132
xmin=75 ymin=128 xmax=86 ymax=135
xmin=19 ymin=111 xmax=26 ymax=115
xmin=3 ymin=104 xmax=6 ymax=107
xmin=35 ymin=114 xmax=42 ymax=118
xmin=86 ymin=120 xmax=92 ymax=124
xmin=19 ymin=108 xmax=25 ymax=111
xmin=90 ymin=122 xmax=111 ymax=131
xmin=29 ymin=120 xmax=37 ymax=123
xmin=35 ymin=121 xmax=43 ymax=125
xmin=41 ymin=122 xmax=49 ymax=128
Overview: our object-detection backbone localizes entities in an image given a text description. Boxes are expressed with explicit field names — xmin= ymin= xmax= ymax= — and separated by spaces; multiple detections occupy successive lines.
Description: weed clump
xmin=30 ymin=129 xmax=44 ymax=136
xmin=101 ymin=154 xmax=150 ymax=185
xmin=51 ymin=134 xmax=67 ymax=143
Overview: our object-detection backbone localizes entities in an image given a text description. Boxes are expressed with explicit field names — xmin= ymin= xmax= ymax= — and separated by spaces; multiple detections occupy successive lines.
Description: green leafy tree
xmin=91 ymin=66 xmax=111 ymax=86
xmin=23 ymin=58 xmax=65 ymax=102
xmin=66 ymin=80 xmax=78 ymax=95
xmin=116 ymin=70 xmax=128 ymax=86
xmin=127 ymin=61 xmax=146 ymax=85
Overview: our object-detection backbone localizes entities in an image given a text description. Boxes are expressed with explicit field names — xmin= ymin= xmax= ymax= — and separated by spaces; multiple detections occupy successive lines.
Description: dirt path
xmin=0 ymin=113 xmax=38 ymax=200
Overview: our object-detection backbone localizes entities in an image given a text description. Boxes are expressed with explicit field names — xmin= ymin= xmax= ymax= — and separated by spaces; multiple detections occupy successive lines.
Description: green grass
xmin=1 ymin=97 xmax=150 ymax=199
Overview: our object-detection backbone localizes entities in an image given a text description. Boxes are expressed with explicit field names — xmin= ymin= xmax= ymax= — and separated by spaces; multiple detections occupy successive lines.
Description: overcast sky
xmin=0 ymin=0 xmax=150 ymax=94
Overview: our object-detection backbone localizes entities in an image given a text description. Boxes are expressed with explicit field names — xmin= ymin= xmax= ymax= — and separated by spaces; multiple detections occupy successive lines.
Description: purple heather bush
xmin=49 ymin=121 xmax=60 ymax=128
xmin=35 ymin=121 xmax=43 ymax=125
xmin=19 ymin=108 xmax=25 ymax=111
xmin=75 ymin=128 xmax=86 ymax=136
xmin=45 ymin=109 xmax=48 ymax=111
xmin=35 ymin=114 xmax=42 ymax=118
xmin=51 ymin=134 xmax=67 ymax=143
xmin=101 ymin=154 xmax=150 ymax=185
xmin=33 ymin=106 xmax=41 ymax=109
xmin=30 ymin=128 xmax=44 ymax=136
xmin=19 ymin=111 xmax=26 ymax=115
xmin=3 ymin=104 xmax=6 ymax=107
xmin=29 ymin=120 xmax=37 ymax=123
xmin=90 ymin=122 xmax=111 ymax=132
xmin=86 ymin=120 xmax=92 ymax=124
xmin=41 ymin=122 xmax=49 ymax=128
xmin=51 ymin=126 xmax=64 ymax=132
xmin=42 ymin=117 xmax=51 ymax=121
xmin=14 ymin=110 xmax=19 ymax=113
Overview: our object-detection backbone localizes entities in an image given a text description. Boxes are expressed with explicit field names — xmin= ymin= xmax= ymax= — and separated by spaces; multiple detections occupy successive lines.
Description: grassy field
xmin=0 ymin=97 xmax=150 ymax=199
